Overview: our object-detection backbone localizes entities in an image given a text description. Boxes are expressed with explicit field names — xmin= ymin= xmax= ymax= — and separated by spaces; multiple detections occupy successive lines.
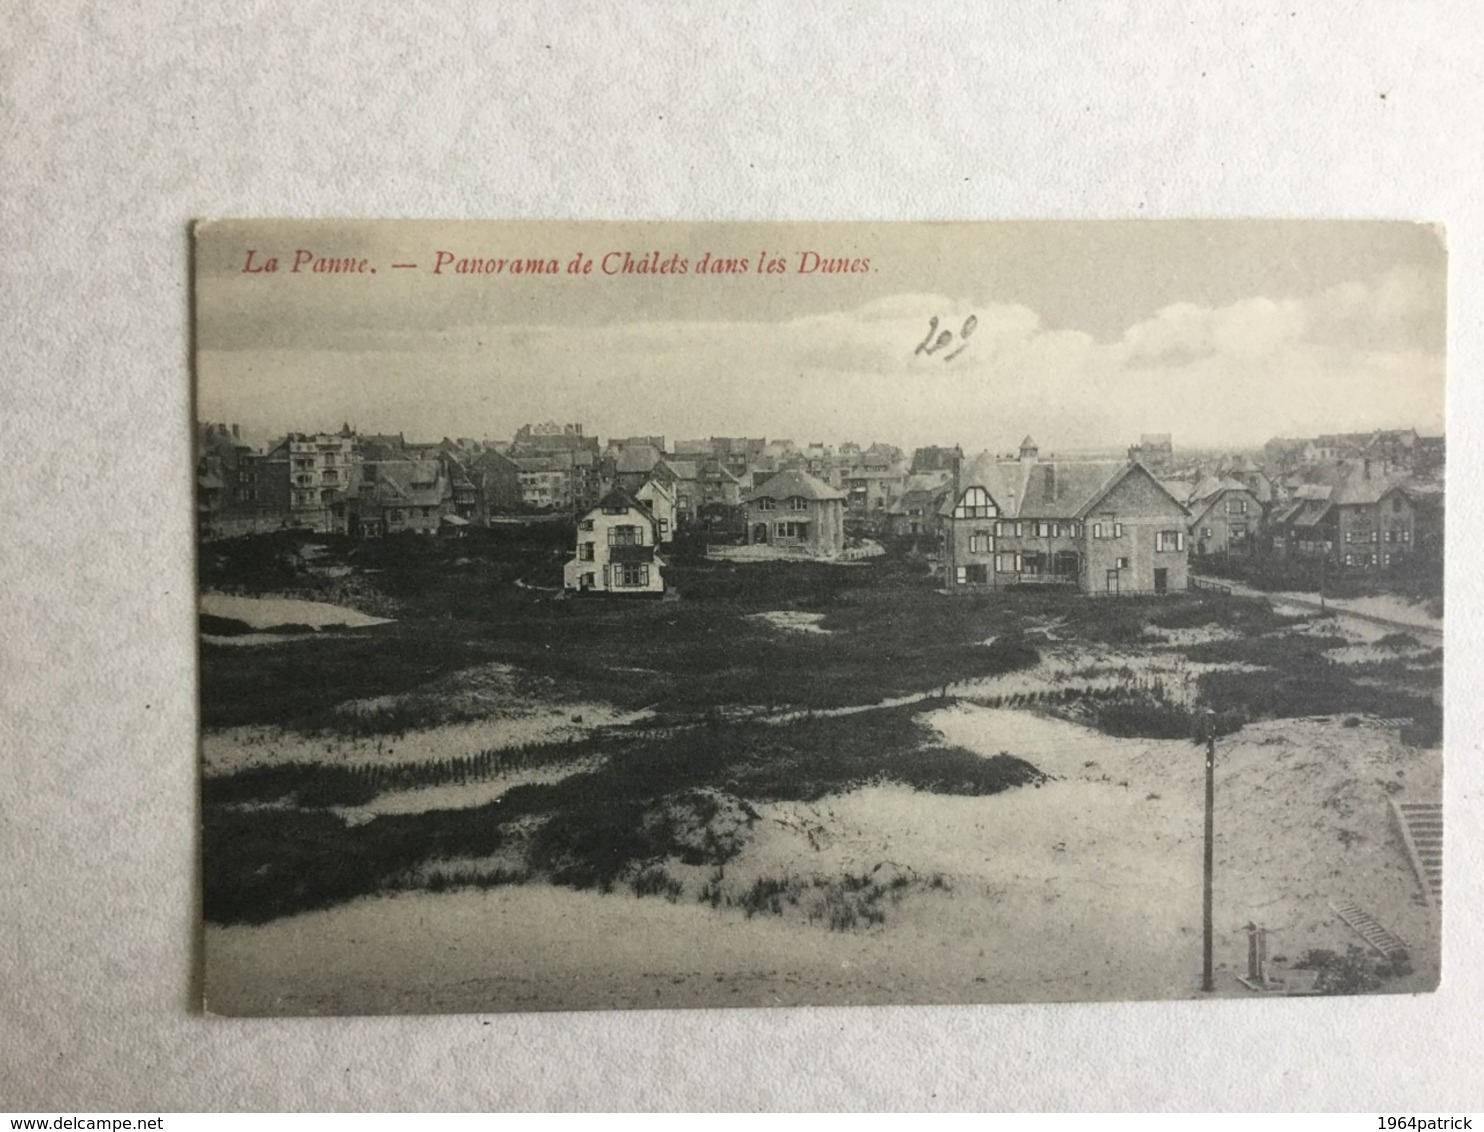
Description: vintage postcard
xmin=196 ymin=219 xmax=1444 ymax=1014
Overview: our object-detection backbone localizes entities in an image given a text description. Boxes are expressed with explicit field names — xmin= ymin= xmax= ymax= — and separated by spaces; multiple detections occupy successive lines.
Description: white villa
xmin=562 ymin=490 xmax=667 ymax=595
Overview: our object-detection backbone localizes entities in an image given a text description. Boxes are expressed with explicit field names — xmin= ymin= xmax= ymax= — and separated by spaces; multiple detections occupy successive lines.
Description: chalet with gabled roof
xmin=563 ymin=490 xmax=667 ymax=595
xmin=942 ymin=437 xmax=1192 ymax=594
xmin=1185 ymin=474 xmax=1262 ymax=557
xmin=742 ymin=469 xmax=846 ymax=557
xmin=346 ymin=458 xmax=452 ymax=537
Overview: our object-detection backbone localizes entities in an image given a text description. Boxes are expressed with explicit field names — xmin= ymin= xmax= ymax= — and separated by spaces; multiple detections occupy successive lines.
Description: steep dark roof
xmin=588 ymin=488 xmax=657 ymax=526
xmin=1016 ymin=461 xmax=1125 ymax=518
xmin=942 ymin=452 xmax=1188 ymax=520
xmin=612 ymin=444 xmax=663 ymax=475
xmin=1330 ymin=472 xmax=1412 ymax=507
xmin=1291 ymin=500 xmax=1334 ymax=528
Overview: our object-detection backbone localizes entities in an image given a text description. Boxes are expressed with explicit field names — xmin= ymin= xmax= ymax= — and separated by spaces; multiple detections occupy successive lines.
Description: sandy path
xmin=1193 ymin=577 xmax=1442 ymax=640
xmin=201 ymin=592 xmax=393 ymax=629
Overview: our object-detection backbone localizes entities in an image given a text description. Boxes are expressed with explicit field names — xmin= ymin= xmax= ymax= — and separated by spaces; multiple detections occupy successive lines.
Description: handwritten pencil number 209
xmin=916 ymin=315 xmax=978 ymax=362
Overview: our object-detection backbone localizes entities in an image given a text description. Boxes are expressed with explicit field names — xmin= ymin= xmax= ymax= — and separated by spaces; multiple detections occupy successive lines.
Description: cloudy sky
xmin=196 ymin=219 xmax=1445 ymax=453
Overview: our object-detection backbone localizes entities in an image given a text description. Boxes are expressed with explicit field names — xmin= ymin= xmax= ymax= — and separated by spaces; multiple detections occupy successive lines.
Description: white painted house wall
xmin=563 ymin=501 xmax=666 ymax=594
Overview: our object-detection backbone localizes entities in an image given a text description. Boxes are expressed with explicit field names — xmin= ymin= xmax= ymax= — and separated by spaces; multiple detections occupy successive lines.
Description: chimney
xmin=1046 ymin=463 xmax=1057 ymax=500
xmin=232 ymin=423 xmax=240 ymax=439
xmin=1127 ymin=444 xmax=1142 ymax=464
xmin=1363 ymin=458 xmax=1372 ymax=481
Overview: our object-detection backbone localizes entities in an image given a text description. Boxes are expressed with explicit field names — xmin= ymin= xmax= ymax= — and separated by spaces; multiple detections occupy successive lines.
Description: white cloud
xmin=198 ymin=267 xmax=1444 ymax=450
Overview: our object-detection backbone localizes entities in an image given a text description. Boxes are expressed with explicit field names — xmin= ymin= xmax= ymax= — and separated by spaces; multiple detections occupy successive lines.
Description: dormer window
xmin=787 ymin=496 xmax=807 ymax=511
xmin=756 ymin=497 xmax=776 ymax=511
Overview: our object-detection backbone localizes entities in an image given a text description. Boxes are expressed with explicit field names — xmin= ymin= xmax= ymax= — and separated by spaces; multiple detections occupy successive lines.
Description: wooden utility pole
xmin=1202 ymin=713 xmax=1217 ymax=992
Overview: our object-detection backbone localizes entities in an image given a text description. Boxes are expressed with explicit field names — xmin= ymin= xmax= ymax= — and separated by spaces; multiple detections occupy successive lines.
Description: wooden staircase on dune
xmin=1391 ymin=799 xmax=1443 ymax=916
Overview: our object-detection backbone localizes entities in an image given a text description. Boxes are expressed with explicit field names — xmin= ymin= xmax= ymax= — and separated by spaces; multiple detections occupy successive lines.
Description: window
xmin=756 ymin=497 xmax=776 ymax=511
xmin=579 ymin=542 xmax=595 ymax=561
xmin=1401 ymin=529 xmax=1411 ymax=542
xmin=995 ymin=553 xmax=1018 ymax=574
xmin=1392 ymin=496 xmax=1404 ymax=513
xmin=580 ymin=519 xmax=594 ymax=531
xmin=1115 ymin=557 xmax=1130 ymax=569
xmin=609 ymin=525 xmax=641 ymax=546
xmin=1020 ymin=553 xmax=1043 ymax=575
xmin=1230 ymin=523 xmax=1246 ymax=540
xmin=955 ymin=486 xmax=994 ymax=519
xmin=1035 ymin=521 xmax=1054 ymax=538
xmin=1113 ymin=522 xmax=1124 ymax=538
xmin=1345 ymin=554 xmax=1354 ymax=566
xmin=617 ymin=563 xmax=649 ymax=587
xmin=995 ymin=520 xmax=1009 ymax=536
xmin=1156 ymin=530 xmax=1184 ymax=552
xmin=1226 ymin=499 xmax=1247 ymax=515
xmin=787 ymin=496 xmax=807 ymax=511
xmin=658 ymin=519 xmax=669 ymax=535
xmin=1091 ymin=522 xmax=1103 ymax=539
xmin=969 ymin=532 xmax=990 ymax=554
xmin=1201 ymin=526 xmax=1213 ymax=538
xmin=964 ymin=564 xmax=988 ymax=584
xmin=955 ymin=566 xmax=967 ymax=585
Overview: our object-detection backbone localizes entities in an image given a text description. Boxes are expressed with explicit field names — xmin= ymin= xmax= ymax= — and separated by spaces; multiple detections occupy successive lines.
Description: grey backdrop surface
xmin=3 ymin=0 xmax=1482 ymax=1111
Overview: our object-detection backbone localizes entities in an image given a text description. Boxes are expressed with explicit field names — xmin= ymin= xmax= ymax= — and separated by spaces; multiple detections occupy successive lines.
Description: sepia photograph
xmin=195 ymin=218 xmax=1445 ymax=1015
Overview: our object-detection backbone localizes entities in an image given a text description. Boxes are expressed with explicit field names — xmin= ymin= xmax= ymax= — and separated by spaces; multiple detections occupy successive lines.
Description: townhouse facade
xmin=842 ymin=446 xmax=907 ymax=523
xmin=513 ymin=455 xmax=573 ymax=510
xmin=1270 ymin=468 xmax=1417 ymax=570
xmin=267 ymin=432 xmax=361 ymax=533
